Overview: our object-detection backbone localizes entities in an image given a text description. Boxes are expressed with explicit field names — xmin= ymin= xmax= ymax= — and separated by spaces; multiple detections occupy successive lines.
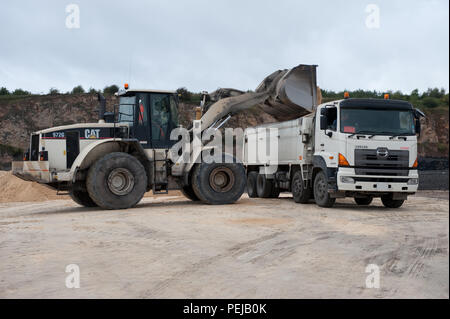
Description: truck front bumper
xmin=12 ymin=161 xmax=52 ymax=183
xmin=336 ymin=168 xmax=419 ymax=193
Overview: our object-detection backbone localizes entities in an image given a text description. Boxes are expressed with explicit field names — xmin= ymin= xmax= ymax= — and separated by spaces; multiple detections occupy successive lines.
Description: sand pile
xmin=0 ymin=171 xmax=183 ymax=203
xmin=0 ymin=171 xmax=68 ymax=203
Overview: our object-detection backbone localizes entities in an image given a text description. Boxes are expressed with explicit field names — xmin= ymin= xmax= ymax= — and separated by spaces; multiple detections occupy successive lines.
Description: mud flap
xmin=392 ymin=193 xmax=408 ymax=200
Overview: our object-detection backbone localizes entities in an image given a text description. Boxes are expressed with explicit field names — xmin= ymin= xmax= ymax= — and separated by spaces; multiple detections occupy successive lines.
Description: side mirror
xmin=415 ymin=118 xmax=421 ymax=135
xmin=413 ymin=108 xmax=425 ymax=136
xmin=320 ymin=115 xmax=327 ymax=130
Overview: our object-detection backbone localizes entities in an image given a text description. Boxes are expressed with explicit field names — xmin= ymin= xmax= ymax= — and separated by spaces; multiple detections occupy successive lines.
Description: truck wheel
xmin=69 ymin=187 xmax=98 ymax=207
xmin=313 ymin=171 xmax=336 ymax=208
xmin=292 ymin=170 xmax=310 ymax=203
xmin=191 ymin=159 xmax=246 ymax=205
xmin=181 ymin=185 xmax=200 ymax=201
xmin=247 ymin=171 xmax=258 ymax=198
xmin=354 ymin=197 xmax=373 ymax=206
xmin=86 ymin=152 xmax=147 ymax=210
xmin=256 ymin=174 xmax=273 ymax=198
xmin=381 ymin=194 xmax=404 ymax=208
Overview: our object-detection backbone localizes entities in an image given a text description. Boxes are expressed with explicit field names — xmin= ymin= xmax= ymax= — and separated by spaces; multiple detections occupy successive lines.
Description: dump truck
xmin=12 ymin=64 xmax=319 ymax=209
xmin=243 ymin=94 xmax=425 ymax=208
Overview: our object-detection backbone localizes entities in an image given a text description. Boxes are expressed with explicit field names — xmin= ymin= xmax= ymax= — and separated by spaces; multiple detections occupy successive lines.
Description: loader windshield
xmin=340 ymin=108 xmax=415 ymax=136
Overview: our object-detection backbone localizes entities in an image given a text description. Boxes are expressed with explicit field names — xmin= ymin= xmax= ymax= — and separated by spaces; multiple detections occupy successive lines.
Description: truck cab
xmin=313 ymin=97 xmax=422 ymax=207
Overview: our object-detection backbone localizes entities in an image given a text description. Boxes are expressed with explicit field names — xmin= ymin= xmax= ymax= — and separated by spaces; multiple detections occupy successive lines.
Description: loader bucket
xmin=200 ymin=64 xmax=318 ymax=130
xmin=257 ymin=64 xmax=318 ymax=121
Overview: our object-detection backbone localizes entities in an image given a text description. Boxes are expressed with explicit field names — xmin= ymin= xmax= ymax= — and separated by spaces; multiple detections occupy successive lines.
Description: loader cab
xmin=117 ymin=89 xmax=179 ymax=149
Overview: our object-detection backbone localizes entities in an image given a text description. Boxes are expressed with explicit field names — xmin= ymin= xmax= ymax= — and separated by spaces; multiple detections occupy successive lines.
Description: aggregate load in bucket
xmin=200 ymin=64 xmax=318 ymax=130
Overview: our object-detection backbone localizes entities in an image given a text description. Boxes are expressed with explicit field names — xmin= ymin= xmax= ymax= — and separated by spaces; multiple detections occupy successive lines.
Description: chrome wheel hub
xmin=107 ymin=168 xmax=134 ymax=196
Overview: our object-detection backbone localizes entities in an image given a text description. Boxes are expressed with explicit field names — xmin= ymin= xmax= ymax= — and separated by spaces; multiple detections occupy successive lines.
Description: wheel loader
xmin=12 ymin=64 xmax=318 ymax=209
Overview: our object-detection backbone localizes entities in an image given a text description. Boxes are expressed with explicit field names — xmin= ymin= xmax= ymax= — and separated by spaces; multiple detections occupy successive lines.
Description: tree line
xmin=321 ymin=88 xmax=448 ymax=109
xmin=0 ymin=85 xmax=120 ymax=96
xmin=1 ymin=85 xmax=448 ymax=110
xmin=176 ymin=87 xmax=449 ymax=110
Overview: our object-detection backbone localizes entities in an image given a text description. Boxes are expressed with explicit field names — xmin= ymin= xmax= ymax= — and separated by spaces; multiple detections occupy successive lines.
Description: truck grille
xmin=354 ymin=148 xmax=409 ymax=176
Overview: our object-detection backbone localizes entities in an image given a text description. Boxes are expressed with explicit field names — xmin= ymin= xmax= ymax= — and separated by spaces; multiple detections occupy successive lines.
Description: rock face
xmin=418 ymin=109 xmax=449 ymax=157
xmin=0 ymin=93 xmax=448 ymax=169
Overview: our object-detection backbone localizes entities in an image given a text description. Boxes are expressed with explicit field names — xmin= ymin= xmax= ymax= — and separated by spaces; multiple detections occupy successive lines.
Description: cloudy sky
xmin=0 ymin=0 xmax=448 ymax=94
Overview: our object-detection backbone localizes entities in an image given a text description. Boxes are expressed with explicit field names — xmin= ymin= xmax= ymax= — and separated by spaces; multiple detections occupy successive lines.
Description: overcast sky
xmin=0 ymin=0 xmax=448 ymax=94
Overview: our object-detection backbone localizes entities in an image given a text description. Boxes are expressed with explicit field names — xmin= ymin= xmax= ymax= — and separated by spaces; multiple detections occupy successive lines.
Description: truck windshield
xmin=118 ymin=96 xmax=136 ymax=126
xmin=340 ymin=108 xmax=415 ymax=135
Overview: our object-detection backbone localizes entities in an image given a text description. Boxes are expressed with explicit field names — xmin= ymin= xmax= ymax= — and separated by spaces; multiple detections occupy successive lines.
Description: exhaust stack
xmin=97 ymin=93 xmax=106 ymax=123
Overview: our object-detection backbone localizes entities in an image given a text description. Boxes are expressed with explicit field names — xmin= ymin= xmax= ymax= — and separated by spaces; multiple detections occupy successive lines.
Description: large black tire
xmin=191 ymin=158 xmax=246 ymax=205
xmin=256 ymin=174 xmax=273 ymax=198
xmin=354 ymin=197 xmax=373 ymax=206
xmin=247 ymin=171 xmax=258 ymax=198
xmin=381 ymin=194 xmax=404 ymax=208
xmin=180 ymin=185 xmax=200 ymax=201
xmin=69 ymin=184 xmax=98 ymax=207
xmin=292 ymin=170 xmax=311 ymax=204
xmin=313 ymin=170 xmax=336 ymax=208
xmin=86 ymin=152 xmax=147 ymax=210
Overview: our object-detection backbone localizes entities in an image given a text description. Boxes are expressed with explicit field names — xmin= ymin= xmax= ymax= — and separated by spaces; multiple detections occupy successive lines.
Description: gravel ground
xmin=0 ymin=191 xmax=448 ymax=299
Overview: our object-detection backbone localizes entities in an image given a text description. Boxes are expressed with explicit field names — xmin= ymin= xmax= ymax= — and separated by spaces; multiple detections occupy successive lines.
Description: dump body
xmin=243 ymin=115 xmax=314 ymax=167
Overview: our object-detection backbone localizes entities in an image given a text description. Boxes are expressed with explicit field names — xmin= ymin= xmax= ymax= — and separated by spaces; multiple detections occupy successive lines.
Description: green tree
xmin=422 ymin=97 xmax=439 ymax=108
xmin=441 ymin=94 xmax=449 ymax=106
xmin=88 ymin=87 xmax=98 ymax=94
xmin=410 ymin=89 xmax=419 ymax=98
xmin=12 ymin=89 xmax=31 ymax=95
xmin=176 ymin=87 xmax=192 ymax=101
xmin=71 ymin=85 xmax=85 ymax=94
xmin=49 ymin=87 xmax=59 ymax=95
xmin=422 ymin=88 xmax=444 ymax=99
xmin=103 ymin=85 xmax=119 ymax=95
xmin=0 ymin=87 xmax=9 ymax=95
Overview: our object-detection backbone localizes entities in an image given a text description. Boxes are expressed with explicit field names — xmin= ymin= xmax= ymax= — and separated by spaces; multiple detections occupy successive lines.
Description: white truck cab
xmin=244 ymin=97 xmax=424 ymax=208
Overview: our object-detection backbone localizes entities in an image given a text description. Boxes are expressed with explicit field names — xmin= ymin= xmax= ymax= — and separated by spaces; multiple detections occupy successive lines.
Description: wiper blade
xmin=348 ymin=131 xmax=377 ymax=138
xmin=389 ymin=133 xmax=411 ymax=140
xmin=347 ymin=131 xmax=412 ymax=139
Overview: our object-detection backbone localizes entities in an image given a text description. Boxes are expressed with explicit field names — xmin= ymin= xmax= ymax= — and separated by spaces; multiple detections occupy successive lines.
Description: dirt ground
xmin=0 ymin=188 xmax=448 ymax=298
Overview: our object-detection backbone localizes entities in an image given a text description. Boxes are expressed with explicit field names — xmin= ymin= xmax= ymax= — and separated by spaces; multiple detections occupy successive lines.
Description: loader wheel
xmin=86 ymin=152 xmax=147 ymax=210
xmin=256 ymin=174 xmax=273 ymax=198
xmin=313 ymin=170 xmax=336 ymax=208
xmin=292 ymin=170 xmax=310 ymax=204
xmin=354 ymin=197 xmax=373 ymax=206
xmin=180 ymin=185 xmax=200 ymax=201
xmin=247 ymin=171 xmax=258 ymax=198
xmin=191 ymin=156 xmax=246 ymax=205
xmin=69 ymin=185 xmax=97 ymax=207
xmin=381 ymin=194 xmax=404 ymax=208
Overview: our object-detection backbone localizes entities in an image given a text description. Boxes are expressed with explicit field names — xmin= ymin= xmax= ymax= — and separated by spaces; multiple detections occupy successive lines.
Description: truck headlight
xmin=341 ymin=176 xmax=355 ymax=184
xmin=407 ymin=178 xmax=419 ymax=185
